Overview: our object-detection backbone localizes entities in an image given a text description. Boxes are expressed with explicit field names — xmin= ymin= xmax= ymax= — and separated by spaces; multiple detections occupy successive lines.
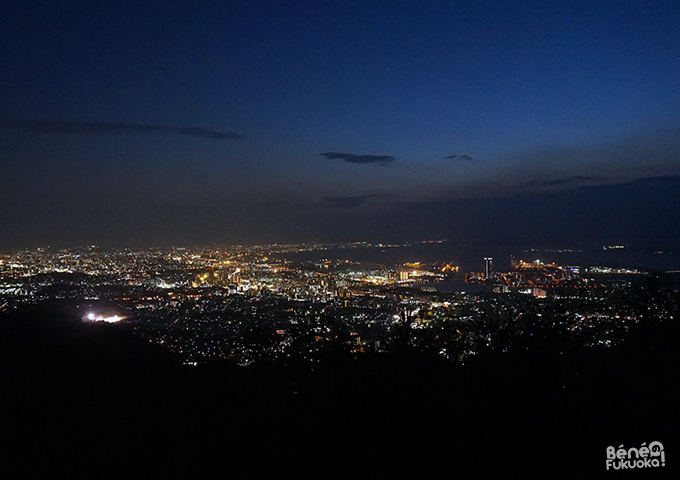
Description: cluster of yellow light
xmin=515 ymin=260 xmax=557 ymax=269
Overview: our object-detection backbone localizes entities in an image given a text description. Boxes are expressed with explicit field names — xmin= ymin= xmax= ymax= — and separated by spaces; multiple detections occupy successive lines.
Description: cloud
xmin=540 ymin=175 xmax=602 ymax=187
xmin=503 ymin=128 xmax=680 ymax=189
xmin=444 ymin=154 xmax=478 ymax=162
xmin=0 ymin=119 xmax=244 ymax=140
xmin=320 ymin=152 xmax=395 ymax=165
xmin=322 ymin=194 xmax=378 ymax=208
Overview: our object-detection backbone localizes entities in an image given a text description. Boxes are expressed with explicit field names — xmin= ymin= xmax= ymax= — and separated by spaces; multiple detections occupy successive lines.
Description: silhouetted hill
xmin=1 ymin=305 xmax=678 ymax=478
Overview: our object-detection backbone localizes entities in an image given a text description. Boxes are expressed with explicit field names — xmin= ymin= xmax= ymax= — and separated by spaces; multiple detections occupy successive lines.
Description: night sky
xmin=2 ymin=1 xmax=679 ymax=248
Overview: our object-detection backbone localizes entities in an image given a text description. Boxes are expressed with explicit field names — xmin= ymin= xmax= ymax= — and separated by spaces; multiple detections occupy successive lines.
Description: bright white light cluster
xmin=86 ymin=313 xmax=124 ymax=323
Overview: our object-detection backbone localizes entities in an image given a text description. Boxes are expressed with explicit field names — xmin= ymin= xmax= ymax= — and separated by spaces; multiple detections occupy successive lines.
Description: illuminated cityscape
xmin=2 ymin=240 xmax=676 ymax=368
xmin=2 ymin=1 xmax=679 ymax=477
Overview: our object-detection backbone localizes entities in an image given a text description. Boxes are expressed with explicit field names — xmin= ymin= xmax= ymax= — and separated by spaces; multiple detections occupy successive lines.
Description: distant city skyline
xmin=1 ymin=1 xmax=679 ymax=248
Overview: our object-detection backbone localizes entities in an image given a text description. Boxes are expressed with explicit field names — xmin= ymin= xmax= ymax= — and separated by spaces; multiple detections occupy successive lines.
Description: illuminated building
xmin=484 ymin=257 xmax=493 ymax=279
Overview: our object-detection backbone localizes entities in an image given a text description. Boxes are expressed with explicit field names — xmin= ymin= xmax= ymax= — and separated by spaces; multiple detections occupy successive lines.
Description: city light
xmin=86 ymin=313 xmax=124 ymax=323
xmin=0 ymin=241 xmax=673 ymax=365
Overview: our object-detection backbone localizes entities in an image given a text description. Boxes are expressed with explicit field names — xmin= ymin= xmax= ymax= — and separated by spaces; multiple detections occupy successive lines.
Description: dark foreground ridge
xmin=1 ymin=304 xmax=678 ymax=478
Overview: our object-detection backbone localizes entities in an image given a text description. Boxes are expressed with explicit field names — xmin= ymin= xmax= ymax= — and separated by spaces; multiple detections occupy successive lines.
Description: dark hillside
xmin=1 ymin=305 xmax=677 ymax=478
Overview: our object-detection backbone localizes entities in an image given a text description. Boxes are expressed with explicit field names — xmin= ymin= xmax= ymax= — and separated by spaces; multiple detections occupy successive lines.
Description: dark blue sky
xmin=1 ymin=1 xmax=679 ymax=248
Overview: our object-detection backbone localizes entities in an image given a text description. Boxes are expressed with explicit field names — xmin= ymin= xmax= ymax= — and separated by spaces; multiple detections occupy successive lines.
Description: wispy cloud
xmin=444 ymin=154 xmax=478 ymax=162
xmin=320 ymin=152 xmax=395 ymax=165
xmin=540 ymin=175 xmax=602 ymax=187
xmin=504 ymin=128 xmax=680 ymax=189
xmin=0 ymin=119 xmax=244 ymax=140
